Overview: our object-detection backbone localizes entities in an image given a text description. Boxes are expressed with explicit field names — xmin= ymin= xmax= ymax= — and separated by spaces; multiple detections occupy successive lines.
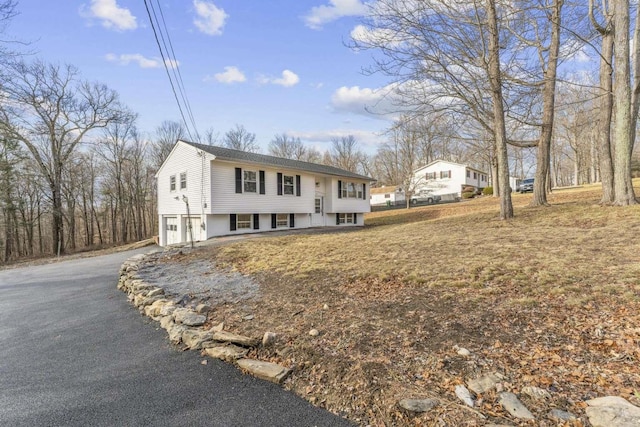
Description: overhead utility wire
xmin=153 ymin=0 xmax=201 ymax=142
xmin=143 ymin=0 xmax=197 ymax=142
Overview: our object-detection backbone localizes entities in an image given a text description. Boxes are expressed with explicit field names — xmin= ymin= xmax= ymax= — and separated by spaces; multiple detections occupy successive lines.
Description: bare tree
xmin=0 ymin=60 xmax=124 ymax=254
xmin=223 ymin=124 xmax=260 ymax=153
xmin=327 ymin=135 xmax=366 ymax=174
xmin=268 ymin=133 xmax=307 ymax=160
xmin=150 ymin=120 xmax=185 ymax=169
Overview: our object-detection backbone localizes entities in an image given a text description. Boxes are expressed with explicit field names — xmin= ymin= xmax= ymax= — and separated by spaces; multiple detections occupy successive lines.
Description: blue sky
xmin=9 ymin=0 xmax=393 ymax=153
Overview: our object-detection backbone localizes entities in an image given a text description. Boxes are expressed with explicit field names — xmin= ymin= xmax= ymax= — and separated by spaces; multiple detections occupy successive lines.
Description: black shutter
xmin=362 ymin=183 xmax=366 ymax=200
xmin=337 ymin=180 xmax=342 ymax=198
xmin=230 ymin=214 xmax=237 ymax=231
xmin=336 ymin=213 xmax=340 ymax=225
xmin=296 ymin=175 xmax=301 ymax=196
xmin=253 ymin=214 xmax=260 ymax=230
xmin=259 ymin=170 xmax=265 ymax=195
xmin=289 ymin=213 xmax=295 ymax=228
xmin=354 ymin=213 xmax=358 ymax=224
xmin=277 ymin=173 xmax=283 ymax=195
xmin=271 ymin=214 xmax=277 ymax=229
xmin=235 ymin=168 xmax=242 ymax=193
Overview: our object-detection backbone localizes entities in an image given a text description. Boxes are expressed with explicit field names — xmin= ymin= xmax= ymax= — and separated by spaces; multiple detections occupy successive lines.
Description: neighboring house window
xmin=170 ymin=175 xmax=176 ymax=191
xmin=482 ymin=175 xmax=486 ymax=182
xmin=244 ymin=170 xmax=257 ymax=193
xmin=384 ymin=194 xmax=390 ymax=198
xmin=180 ymin=172 xmax=187 ymax=190
xmin=237 ymin=214 xmax=252 ymax=229
xmin=338 ymin=213 xmax=355 ymax=224
xmin=276 ymin=213 xmax=288 ymax=227
xmin=473 ymin=171 xmax=478 ymax=179
xmin=466 ymin=170 xmax=470 ymax=178
xmin=357 ymin=185 xmax=363 ymax=199
xmin=440 ymin=170 xmax=451 ymax=179
xmin=426 ymin=172 xmax=437 ymax=180
xmin=283 ymin=175 xmax=294 ymax=195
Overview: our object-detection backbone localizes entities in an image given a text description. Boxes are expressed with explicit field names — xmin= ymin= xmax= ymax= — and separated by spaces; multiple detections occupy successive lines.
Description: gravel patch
xmin=135 ymin=249 xmax=259 ymax=304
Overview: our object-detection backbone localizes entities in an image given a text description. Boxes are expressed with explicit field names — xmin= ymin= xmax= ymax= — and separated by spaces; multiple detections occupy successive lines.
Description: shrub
xmin=482 ymin=186 xmax=493 ymax=195
xmin=462 ymin=191 xmax=475 ymax=199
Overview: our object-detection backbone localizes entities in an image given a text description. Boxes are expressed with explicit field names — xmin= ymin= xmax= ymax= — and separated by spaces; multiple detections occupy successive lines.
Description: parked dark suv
xmin=518 ymin=178 xmax=534 ymax=193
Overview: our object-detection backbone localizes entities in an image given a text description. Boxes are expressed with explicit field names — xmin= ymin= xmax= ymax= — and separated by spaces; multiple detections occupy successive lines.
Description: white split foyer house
xmin=156 ymin=140 xmax=374 ymax=246
xmin=412 ymin=160 xmax=489 ymax=199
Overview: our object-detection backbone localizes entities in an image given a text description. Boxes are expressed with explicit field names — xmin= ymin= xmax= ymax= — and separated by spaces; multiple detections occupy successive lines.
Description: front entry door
xmin=311 ymin=197 xmax=324 ymax=226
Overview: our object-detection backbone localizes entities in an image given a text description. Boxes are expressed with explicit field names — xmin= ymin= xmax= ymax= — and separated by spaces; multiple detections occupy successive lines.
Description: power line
xmin=143 ymin=0 xmax=200 ymax=142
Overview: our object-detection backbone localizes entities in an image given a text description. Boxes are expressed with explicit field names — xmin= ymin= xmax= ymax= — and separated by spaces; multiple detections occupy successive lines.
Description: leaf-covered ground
xmin=168 ymin=183 xmax=640 ymax=426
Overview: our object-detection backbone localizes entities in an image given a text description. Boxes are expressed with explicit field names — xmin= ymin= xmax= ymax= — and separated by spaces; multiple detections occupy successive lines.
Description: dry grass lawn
xmin=179 ymin=182 xmax=640 ymax=426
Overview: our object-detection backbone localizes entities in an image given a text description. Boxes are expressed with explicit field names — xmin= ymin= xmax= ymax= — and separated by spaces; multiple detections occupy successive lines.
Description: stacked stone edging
xmin=117 ymin=250 xmax=290 ymax=385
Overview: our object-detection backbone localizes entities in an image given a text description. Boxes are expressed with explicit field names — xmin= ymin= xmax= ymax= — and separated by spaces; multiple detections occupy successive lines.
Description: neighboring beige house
xmin=412 ymin=160 xmax=489 ymax=199
xmin=156 ymin=140 xmax=374 ymax=246
xmin=369 ymin=185 xmax=405 ymax=206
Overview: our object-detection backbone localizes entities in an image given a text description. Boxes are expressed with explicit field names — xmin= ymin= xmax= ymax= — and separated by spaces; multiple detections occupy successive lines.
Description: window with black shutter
xmin=235 ymin=168 xmax=242 ymax=193
xmin=337 ymin=180 xmax=342 ymax=198
xmin=253 ymin=214 xmax=260 ymax=230
xmin=277 ymin=173 xmax=283 ymax=195
xmin=296 ymin=175 xmax=301 ymax=196
xmin=289 ymin=213 xmax=295 ymax=228
xmin=259 ymin=171 xmax=265 ymax=194
xmin=230 ymin=214 xmax=237 ymax=231
xmin=271 ymin=214 xmax=277 ymax=229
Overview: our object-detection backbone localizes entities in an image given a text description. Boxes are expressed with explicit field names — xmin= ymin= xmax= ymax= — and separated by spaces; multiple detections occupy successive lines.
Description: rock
xmin=147 ymin=287 xmax=165 ymax=297
xmin=398 ymin=398 xmax=439 ymax=413
xmin=158 ymin=302 xmax=176 ymax=317
xmin=195 ymin=303 xmax=211 ymax=314
xmin=586 ymin=396 xmax=640 ymax=427
xmin=237 ymin=359 xmax=291 ymax=384
xmin=549 ymin=409 xmax=576 ymax=421
xmin=159 ymin=316 xmax=174 ymax=330
xmin=212 ymin=330 xmax=259 ymax=347
xmin=309 ymin=329 xmax=319 ymax=337
xmin=521 ymin=386 xmax=551 ymax=401
xmin=204 ymin=344 xmax=249 ymax=361
xmin=167 ymin=324 xmax=188 ymax=344
xmin=262 ymin=332 xmax=277 ymax=347
xmin=467 ymin=372 xmax=504 ymax=394
xmin=173 ymin=308 xmax=206 ymax=327
xmin=182 ymin=329 xmax=213 ymax=350
xmin=455 ymin=385 xmax=475 ymax=407
xmin=200 ymin=360 xmax=208 ymax=365
xmin=457 ymin=347 xmax=471 ymax=357
xmin=499 ymin=392 xmax=535 ymax=420
xmin=211 ymin=322 xmax=224 ymax=332
xmin=323 ymin=304 xmax=329 ymax=310
xmin=242 ymin=314 xmax=254 ymax=321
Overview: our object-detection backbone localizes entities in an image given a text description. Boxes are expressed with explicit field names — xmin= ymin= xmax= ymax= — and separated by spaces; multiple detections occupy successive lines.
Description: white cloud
xmin=258 ymin=70 xmax=300 ymax=87
xmin=105 ymin=53 xmax=178 ymax=69
xmin=304 ymin=0 xmax=368 ymax=30
xmin=81 ymin=0 xmax=137 ymax=31
xmin=193 ymin=0 xmax=228 ymax=36
xmin=290 ymin=129 xmax=384 ymax=149
xmin=206 ymin=66 xmax=247 ymax=84
xmin=331 ymin=84 xmax=401 ymax=119
xmin=350 ymin=24 xmax=402 ymax=47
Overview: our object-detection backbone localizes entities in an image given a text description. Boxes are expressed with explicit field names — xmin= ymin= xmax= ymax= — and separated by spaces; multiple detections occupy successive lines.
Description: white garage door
xmin=165 ymin=217 xmax=179 ymax=245
xmin=185 ymin=217 xmax=200 ymax=243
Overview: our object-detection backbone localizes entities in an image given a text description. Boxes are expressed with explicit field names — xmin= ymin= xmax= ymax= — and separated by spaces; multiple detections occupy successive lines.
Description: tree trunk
xmin=486 ymin=0 xmax=513 ymax=219
xmin=531 ymin=0 xmax=563 ymax=206
xmin=612 ymin=0 xmax=637 ymax=205
xmin=599 ymin=32 xmax=615 ymax=203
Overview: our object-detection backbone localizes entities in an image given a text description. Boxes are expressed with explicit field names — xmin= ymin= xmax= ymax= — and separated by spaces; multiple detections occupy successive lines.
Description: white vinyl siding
xmin=210 ymin=161 xmax=314 ymax=214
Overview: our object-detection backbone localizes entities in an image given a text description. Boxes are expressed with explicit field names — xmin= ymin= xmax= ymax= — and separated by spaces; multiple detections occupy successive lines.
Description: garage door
xmin=185 ymin=217 xmax=200 ymax=243
xmin=165 ymin=217 xmax=179 ymax=245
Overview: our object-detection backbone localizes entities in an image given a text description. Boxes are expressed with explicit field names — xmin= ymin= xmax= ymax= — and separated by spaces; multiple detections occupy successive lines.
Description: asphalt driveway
xmin=0 ymin=249 xmax=351 ymax=426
